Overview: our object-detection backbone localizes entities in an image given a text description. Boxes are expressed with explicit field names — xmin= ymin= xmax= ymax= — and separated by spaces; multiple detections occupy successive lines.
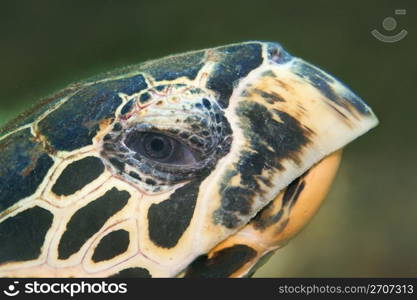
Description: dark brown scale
xmin=191 ymin=124 xmax=201 ymax=131
xmin=215 ymin=113 xmax=221 ymax=123
xmin=145 ymin=178 xmax=157 ymax=186
xmin=129 ymin=171 xmax=142 ymax=181
xmin=201 ymin=119 xmax=209 ymax=127
xmin=52 ymin=156 xmax=105 ymax=197
xmin=179 ymin=131 xmax=190 ymax=139
xmin=112 ymin=123 xmax=123 ymax=132
xmin=189 ymin=136 xmax=205 ymax=147
xmin=103 ymin=143 xmax=116 ymax=151
xmin=118 ymin=146 xmax=129 ymax=153
xmin=103 ymin=134 xmax=112 ymax=141
xmin=184 ymin=244 xmax=257 ymax=278
xmin=109 ymin=157 xmax=125 ymax=172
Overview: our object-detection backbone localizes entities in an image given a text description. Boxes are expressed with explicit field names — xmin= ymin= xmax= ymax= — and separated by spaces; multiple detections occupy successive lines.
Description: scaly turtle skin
xmin=0 ymin=41 xmax=378 ymax=278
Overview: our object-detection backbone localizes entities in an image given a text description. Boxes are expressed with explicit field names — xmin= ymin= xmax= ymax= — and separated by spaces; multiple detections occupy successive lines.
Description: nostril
xmin=267 ymin=42 xmax=293 ymax=64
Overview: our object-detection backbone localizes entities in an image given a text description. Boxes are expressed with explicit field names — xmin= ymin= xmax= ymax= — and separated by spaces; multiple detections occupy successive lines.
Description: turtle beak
xmin=203 ymin=43 xmax=379 ymax=233
xmin=265 ymin=42 xmax=379 ymax=131
xmin=293 ymin=59 xmax=376 ymax=120
xmin=184 ymin=46 xmax=380 ymax=277
xmin=185 ymin=43 xmax=379 ymax=274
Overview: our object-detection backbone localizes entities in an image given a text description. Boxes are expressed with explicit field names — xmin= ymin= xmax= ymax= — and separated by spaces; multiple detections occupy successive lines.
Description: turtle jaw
xmin=251 ymin=150 xmax=344 ymax=249
xmin=184 ymin=150 xmax=343 ymax=278
xmin=185 ymin=45 xmax=379 ymax=276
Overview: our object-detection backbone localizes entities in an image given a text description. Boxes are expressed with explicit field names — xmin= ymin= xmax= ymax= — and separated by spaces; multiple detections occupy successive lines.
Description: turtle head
xmin=0 ymin=41 xmax=377 ymax=278
xmin=96 ymin=42 xmax=378 ymax=276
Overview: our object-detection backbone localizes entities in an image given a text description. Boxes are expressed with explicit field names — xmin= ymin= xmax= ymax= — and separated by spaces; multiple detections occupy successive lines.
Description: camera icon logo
xmin=3 ymin=281 xmax=20 ymax=297
xmin=371 ymin=9 xmax=408 ymax=43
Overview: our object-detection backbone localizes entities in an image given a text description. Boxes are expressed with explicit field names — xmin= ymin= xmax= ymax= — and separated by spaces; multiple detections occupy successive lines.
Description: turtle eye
xmin=144 ymin=134 xmax=173 ymax=159
xmin=125 ymin=131 xmax=197 ymax=165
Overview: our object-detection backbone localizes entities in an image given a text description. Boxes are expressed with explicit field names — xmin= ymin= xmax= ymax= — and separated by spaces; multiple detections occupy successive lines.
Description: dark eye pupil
xmin=143 ymin=134 xmax=173 ymax=159
xmin=150 ymin=138 xmax=165 ymax=152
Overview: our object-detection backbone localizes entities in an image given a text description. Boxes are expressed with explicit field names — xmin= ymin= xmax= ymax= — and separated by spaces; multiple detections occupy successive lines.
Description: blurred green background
xmin=0 ymin=0 xmax=416 ymax=277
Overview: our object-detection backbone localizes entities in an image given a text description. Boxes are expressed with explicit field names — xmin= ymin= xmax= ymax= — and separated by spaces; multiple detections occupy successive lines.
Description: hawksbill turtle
xmin=0 ymin=41 xmax=378 ymax=277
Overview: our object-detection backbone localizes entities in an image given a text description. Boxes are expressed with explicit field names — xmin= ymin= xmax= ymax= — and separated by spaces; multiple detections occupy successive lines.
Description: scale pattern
xmin=0 ymin=41 xmax=378 ymax=277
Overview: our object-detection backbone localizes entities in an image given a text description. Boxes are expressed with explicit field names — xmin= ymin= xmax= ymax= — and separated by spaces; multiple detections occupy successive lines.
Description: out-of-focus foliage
xmin=0 ymin=0 xmax=415 ymax=277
